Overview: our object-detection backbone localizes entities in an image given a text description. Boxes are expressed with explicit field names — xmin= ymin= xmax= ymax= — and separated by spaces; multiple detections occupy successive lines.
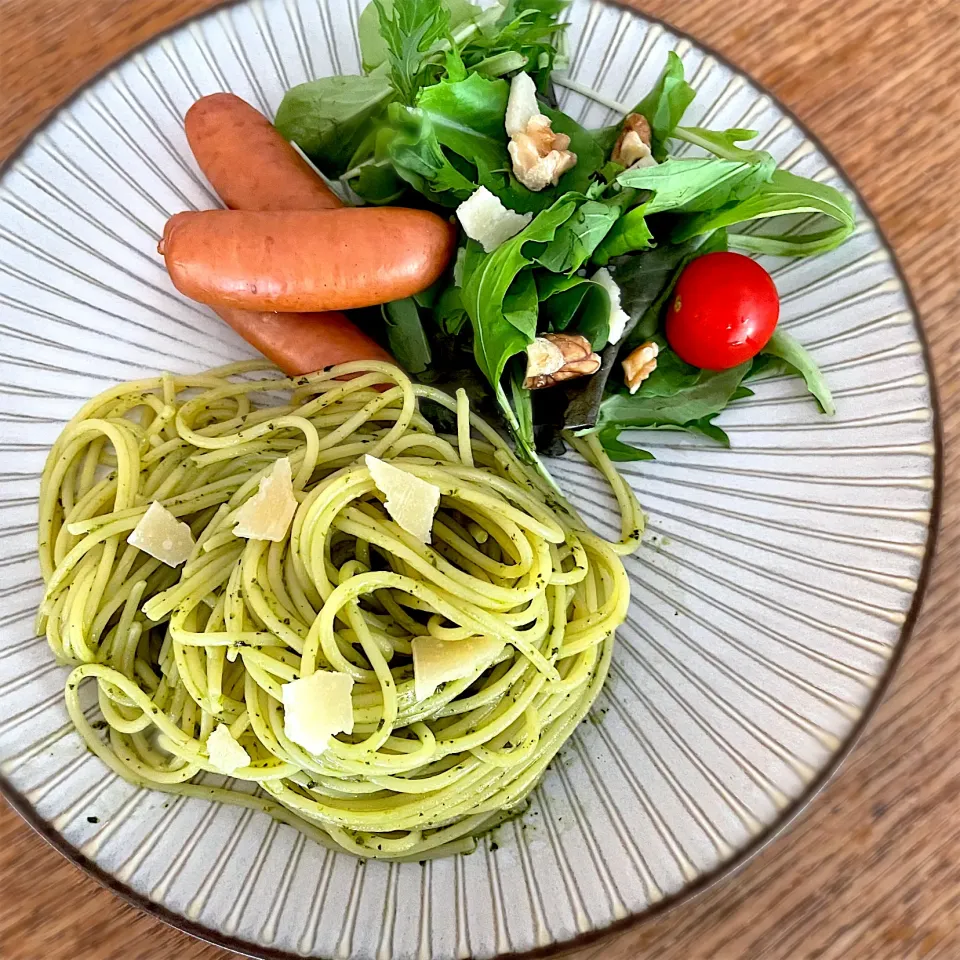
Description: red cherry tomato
xmin=665 ymin=251 xmax=780 ymax=370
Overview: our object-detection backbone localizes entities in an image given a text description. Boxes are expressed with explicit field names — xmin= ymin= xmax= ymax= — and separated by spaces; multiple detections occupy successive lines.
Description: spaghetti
xmin=37 ymin=360 xmax=641 ymax=860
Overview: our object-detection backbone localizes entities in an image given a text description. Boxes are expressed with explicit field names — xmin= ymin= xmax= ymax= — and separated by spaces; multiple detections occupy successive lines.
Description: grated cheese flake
xmin=591 ymin=267 xmax=632 ymax=345
xmin=412 ymin=635 xmax=505 ymax=702
xmin=456 ymin=187 xmax=532 ymax=253
xmin=282 ymin=670 xmax=354 ymax=756
xmin=206 ymin=723 xmax=250 ymax=774
xmin=365 ymin=455 xmax=441 ymax=544
xmin=127 ymin=501 xmax=195 ymax=567
xmin=233 ymin=457 xmax=298 ymax=541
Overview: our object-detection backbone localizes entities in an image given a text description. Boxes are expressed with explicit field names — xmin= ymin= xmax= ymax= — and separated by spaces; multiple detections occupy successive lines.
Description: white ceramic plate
xmin=0 ymin=1 xmax=940 ymax=958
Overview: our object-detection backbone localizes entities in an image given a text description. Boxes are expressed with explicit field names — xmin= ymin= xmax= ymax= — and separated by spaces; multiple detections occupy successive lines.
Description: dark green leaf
xmin=502 ymin=269 xmax=539 ymax=338
xmin=761 ymin=329 xmax=836 ymax=415
xmin=619 ymin=227 xmax=728 ymax=347
xmin=631 ymin=51 xmax=696 ymax=161
xmin=432 ymin=284 xmax=468 ymax=335
xmin=618 ymin=155 xmax=776 ymax=214
xmin=537 ymin=273 xmax=610 ymax=349
xmin=382 ymin=298 xmax=432 ymax=373
xmin=535 ymin=199 xmax=622 ymax=273
xmin=562 ymin=229 xmax=728 ymax=432
xmin=275 ymin=75 xmax=394 ymax=176
xmin=416 ymin=72 xmax=511 ymax=171
xmin=591 ymin=203 xmax=653 ymax=265
xmin=671 ymin=168 xmax=856 ymax=254
xmin=460 ymin=200 xmax=578 ymax=448
xmin=597 ymin=429 xmax=655 ymax=461
xmin=594 ymin=356 xmax=752 ymax=432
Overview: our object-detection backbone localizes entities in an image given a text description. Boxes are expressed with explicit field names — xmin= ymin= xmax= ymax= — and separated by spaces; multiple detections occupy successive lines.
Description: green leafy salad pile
xmin=275 ymin=0 xmax=853 ymax=467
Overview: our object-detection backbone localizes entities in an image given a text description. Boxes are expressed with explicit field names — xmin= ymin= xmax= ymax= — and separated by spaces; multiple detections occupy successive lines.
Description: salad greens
xmin=276 ymin=0 xmax=851 ymax=466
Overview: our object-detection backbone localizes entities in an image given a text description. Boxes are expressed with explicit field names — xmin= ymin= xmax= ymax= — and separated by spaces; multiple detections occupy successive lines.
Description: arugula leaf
xmin=618 ymin=155 xmax=775 ymax=213
xmin=537 ymin=272 xmax=610 ymax=349
xmin=384 ymin=104 xmax=477 ymax=203
xmin=460 ymin=201 xmax=578 ymax=454
xmin=631 ymin=51 xmax=696 ymax=161
xmin=594 ymin=355 xmax=752 ymax=432
xmin=472 ymin=50 xmax=528 ymax=77
xmin=672 ymin=126 xmax=770 ymax=165
xmin=597 ymin=429 xmax=655 ymax=462
xmin=374 ymin=0 xmax=456 ymax=104
xmin=730 ymin=226 xmax=855 ymax=258
xmin=416 ymin=72 xmax=510 ymax=171
xmin=464 ymin=0 xmax=568 ymax=91
xmin=508 ymin=357 xmax=536 ymax=453
xmin=381 ymin=298 xmax=433 ymax=373
xmin=275 ymin=75 xmax=394 ymax=176
xmin=671 ymin=168 xmax=856 ymax=254
xmin=535 ymin=199 xmax=622 ymax=272
xmin=502 ymin=269 xmax=539 ymax=338
xmin=591 ymin=203 xmax=653 ymax=265
xmin=760 ymin=329 xmax=836 ymax=415
xmin=432 ymin=284 xmax=468 ymax=335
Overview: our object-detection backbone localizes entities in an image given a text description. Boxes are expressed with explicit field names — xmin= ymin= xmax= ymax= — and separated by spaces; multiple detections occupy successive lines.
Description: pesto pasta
xmin=37 ymin=360 xmax=641 ymax=860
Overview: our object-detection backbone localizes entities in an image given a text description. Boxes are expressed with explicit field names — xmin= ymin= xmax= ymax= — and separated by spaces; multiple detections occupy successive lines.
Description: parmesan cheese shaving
xmin=126 ymin=501 xmax=195 ymax=567
xmin=412 ymin=635 xmax=505 ymax=702
xmin=365 ymin=455 xmax=440 ymax=544
xmin=233 ymin=457 xmax=297 ymax=541
xmin=282 ymin=670 xmax=354 ymax=756
xmin=456 ymin=187 xmax=532 ymax=253
xmin=206 ymin=723 xmax=250 ymax=774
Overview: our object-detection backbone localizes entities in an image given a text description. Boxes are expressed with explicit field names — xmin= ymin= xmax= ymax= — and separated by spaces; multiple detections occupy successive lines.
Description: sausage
xmin=214 ymin=307 xmax=393 ymax=377
xmin=184 ymin=93 xmax=341 ymax=211
xmin=160 ymin=209 xmax=457 ymax=312
xmin=183 ymin=93 xmax=392 ymax=376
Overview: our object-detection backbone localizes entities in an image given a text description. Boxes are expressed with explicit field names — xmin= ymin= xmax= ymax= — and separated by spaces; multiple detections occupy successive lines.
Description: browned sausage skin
xmin=160 ymin=208 xmax=457 ymax=313
xmin=214 ymin=307 xmax=393 ymax=376
xmin=181 ymin=93 xmax=394 ymax=377
xmin=184 ymin=93 xmax=342 ymax=212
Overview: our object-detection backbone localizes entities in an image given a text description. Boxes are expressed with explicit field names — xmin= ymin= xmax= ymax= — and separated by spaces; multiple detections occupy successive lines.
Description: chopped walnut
xmin=524 ymin=333 xmax=601 ymax=389
xmin=505 ymin=73 xmax=578 ymax=192
xmin=612 ymin=113 xmax=657 ymax=169
xmin=622 ymin=341 xmax=659 ymax=393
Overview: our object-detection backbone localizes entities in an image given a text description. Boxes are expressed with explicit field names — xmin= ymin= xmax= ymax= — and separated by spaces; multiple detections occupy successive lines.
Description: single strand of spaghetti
xmin=454 ymin=388 xmax=474 ymax=468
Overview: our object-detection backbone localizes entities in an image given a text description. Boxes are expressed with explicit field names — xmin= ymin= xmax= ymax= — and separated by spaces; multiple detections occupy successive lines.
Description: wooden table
xmin=1 ymin=0 xmax=958 ymax=957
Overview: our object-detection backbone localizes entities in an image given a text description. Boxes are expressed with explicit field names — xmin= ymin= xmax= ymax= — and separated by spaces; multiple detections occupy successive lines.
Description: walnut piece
xmin=612 ymin=113 xmax=657 ymax=169
xmin=505 ymin=73 xmax=577 ymax=192
xmin=524 ymin=333 xmax=601 ymax=390
xmin=622 ymin=341 xmax=659 ymax=393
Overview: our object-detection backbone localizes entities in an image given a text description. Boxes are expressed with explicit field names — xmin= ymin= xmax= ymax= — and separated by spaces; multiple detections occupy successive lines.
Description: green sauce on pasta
xmin=37 ymin=361 xmax=641 ymax=860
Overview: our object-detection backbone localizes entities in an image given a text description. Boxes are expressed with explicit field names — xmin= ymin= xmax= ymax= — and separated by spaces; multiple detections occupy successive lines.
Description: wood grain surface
xmin=1 ymin=0 xmax=958 ymax=958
